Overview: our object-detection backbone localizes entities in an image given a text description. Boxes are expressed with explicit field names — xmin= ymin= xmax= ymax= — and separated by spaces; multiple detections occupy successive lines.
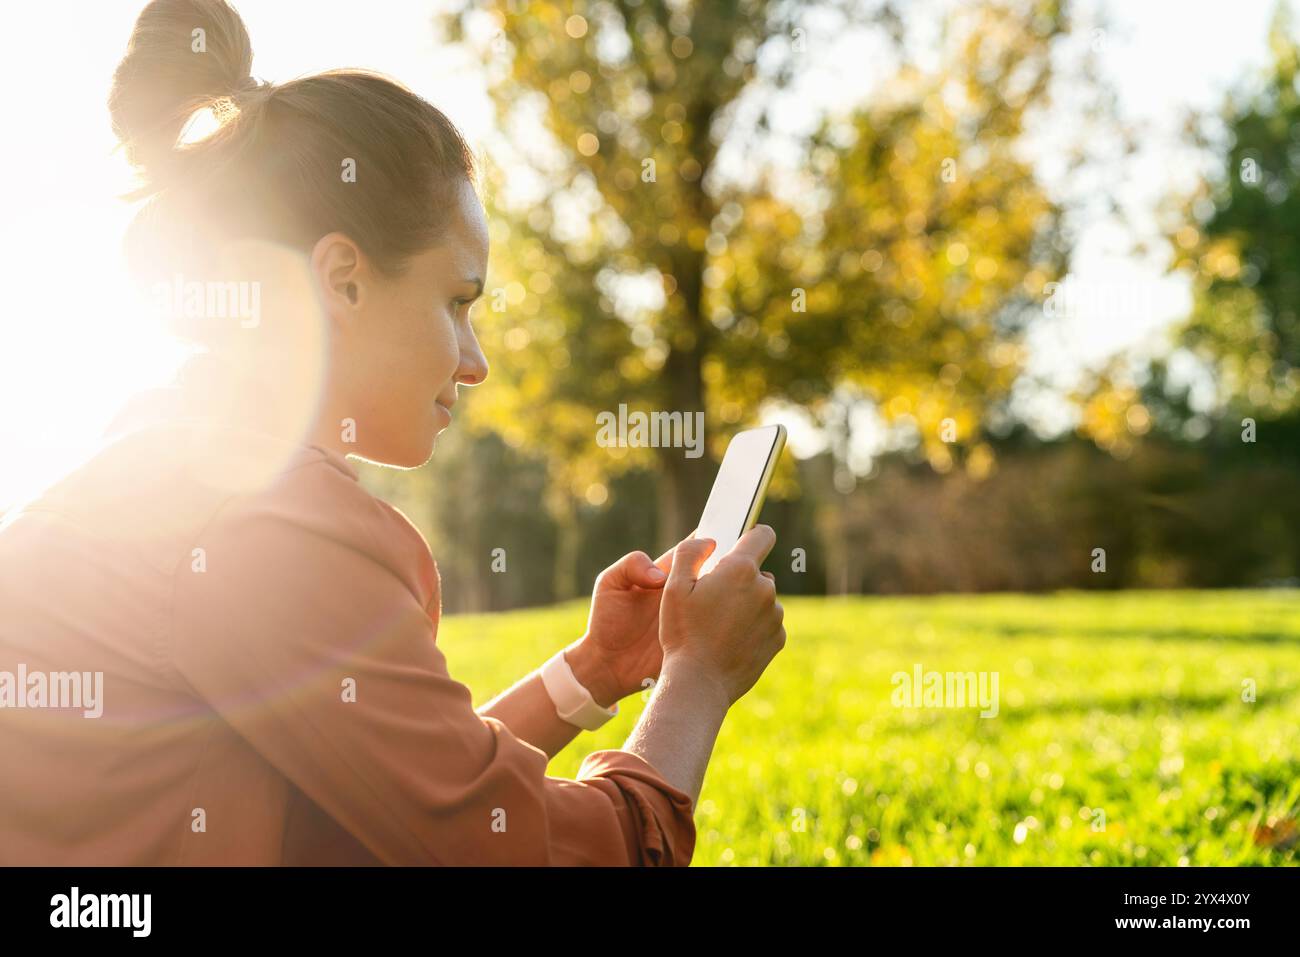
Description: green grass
xmin=437 ymin=590 xmax=1300 ymax=866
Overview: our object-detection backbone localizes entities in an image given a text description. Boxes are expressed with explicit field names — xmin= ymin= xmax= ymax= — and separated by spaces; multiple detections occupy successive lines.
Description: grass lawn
xmin=437 ymin=590 xmax=1300 ymax=866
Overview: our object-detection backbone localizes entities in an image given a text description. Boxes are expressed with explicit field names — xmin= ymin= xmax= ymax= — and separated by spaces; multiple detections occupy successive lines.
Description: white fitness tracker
xmin=540 ymin=650 xmax=619 ymax=731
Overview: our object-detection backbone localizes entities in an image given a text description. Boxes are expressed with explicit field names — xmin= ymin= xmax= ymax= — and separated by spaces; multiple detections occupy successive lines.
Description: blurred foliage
xmin=1166 ymin=3 xmax=1300 ymax=420
xmin=840 ymin=431 xmax=1300 ymax=593
xmin=802 ymin=2 xmax=1068 ymax=471
xmin=436 ymin=0 xmax=1091 ymax=586
xmin=362 ymin=414 xmax=1300 ymax=612
xmin=350 ymin=1 xmax=1300 ymax=610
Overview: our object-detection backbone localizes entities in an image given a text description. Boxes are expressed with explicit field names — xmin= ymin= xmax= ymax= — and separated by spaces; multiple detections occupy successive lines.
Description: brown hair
xmin=109 ymin=0 xmax=476 ymax=288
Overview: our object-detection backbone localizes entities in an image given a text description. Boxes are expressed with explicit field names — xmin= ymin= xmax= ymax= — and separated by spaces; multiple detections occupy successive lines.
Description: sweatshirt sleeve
xmin=169 ymin=460 xmax=696 ymax=866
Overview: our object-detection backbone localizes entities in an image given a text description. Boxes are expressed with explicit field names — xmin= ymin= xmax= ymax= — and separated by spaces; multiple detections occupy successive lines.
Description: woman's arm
xmin=620 ymin=656 xmax=730 ymax=808
xmin=475 ymin=639 xmax=619 ymax=758
xmin=476 ymin=642 xmax=734 ymax=805
xmin=173 ymin=488 xmax=695 ymax=865
xmin=476 ymin=547 xmax=673 ymax=757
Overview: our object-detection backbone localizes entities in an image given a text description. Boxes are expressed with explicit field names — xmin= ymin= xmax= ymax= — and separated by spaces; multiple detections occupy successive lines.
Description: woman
xmin=0 ymin=0 xmax=785 ymax=865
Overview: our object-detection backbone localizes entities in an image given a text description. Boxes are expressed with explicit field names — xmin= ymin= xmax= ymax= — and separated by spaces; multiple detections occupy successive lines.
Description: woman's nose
xmin=457 ymin=337 xmax=489 ymax=388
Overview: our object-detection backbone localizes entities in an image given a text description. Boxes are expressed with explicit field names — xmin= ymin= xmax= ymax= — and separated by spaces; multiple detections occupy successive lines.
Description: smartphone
xmin=694 ymin=424 xmax=787 ymax=576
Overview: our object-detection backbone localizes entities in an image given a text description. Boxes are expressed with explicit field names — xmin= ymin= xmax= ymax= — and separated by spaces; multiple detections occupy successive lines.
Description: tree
xmin=443 ymin=0 xmax=1089 ymax=596
xmin=1167 ymin=3 xmax=1300 ymax=422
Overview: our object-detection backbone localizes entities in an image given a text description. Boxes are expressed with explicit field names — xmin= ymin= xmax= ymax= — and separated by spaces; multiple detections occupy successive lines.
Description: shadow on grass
xmin=985 ymin=623 xmax=1300 ymax=645
xmin=995 ymin=686 xmax=1298 ymax=724
xmin=877 ymin=685 xmax=1298 ymax=730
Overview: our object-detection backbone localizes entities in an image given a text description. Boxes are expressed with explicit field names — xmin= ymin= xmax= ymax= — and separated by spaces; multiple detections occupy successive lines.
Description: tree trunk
xmin=654 ymin=339 xmax=714 ymax=553
xmin=657 ymin=450 xmax=714 ymax=553
xmin=552 ymin=495 xmax=580 ymax=602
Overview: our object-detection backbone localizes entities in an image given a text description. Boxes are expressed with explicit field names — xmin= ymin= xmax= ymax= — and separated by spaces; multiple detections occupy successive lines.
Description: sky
xmin=0 ymin=0 xmax=1285 ymax=506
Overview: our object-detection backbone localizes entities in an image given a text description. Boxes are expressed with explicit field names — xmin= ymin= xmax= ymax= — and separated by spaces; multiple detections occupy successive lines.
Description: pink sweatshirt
xmin=0 ymin=389 xmax=695 ymax=865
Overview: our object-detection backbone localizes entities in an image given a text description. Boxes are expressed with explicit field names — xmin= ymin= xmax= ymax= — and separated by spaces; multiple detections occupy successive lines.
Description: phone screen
xmin=694 ymin=424 xmax=786 ymax=576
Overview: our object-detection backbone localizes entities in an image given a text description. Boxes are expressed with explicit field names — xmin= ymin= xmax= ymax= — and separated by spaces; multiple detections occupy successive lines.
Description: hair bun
xmin=109 ymin=0 xmax=254 ymax=177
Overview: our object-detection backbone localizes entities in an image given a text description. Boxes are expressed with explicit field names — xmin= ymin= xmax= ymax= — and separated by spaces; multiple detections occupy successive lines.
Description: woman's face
xmin=330 ymin=178 xmax=490 ymax=468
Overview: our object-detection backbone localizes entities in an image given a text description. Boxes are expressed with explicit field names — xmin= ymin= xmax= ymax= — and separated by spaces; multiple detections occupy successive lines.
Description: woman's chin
xmin=367 ymin=429 xmax=438 ymax=469
xmin=410 ymin=432 xmax=439 ymax=467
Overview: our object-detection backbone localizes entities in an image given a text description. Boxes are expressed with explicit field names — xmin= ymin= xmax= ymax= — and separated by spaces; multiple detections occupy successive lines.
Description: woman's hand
xmin=566 ymin=545 xmax=678 ymax=707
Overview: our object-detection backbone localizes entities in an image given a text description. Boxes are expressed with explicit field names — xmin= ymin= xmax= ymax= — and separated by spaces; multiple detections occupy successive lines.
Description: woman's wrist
xmin=562 ymin=639 xmax=623 ymax=709
xmin=658 ymin=653 xmax=732 ymax=718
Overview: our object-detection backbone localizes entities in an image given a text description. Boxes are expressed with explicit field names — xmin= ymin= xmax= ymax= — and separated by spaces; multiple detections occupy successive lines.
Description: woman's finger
xmin=597 ymin=550 xmax=667 ymax=590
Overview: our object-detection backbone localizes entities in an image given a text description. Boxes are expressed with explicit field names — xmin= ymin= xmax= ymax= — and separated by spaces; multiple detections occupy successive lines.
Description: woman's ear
xmin=309 ymin=232 xmax=365 ymax=327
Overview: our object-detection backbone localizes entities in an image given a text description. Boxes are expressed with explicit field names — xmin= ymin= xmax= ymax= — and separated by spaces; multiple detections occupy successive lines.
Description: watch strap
xmin=540 ymin=650 xmax=619 ymax=731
